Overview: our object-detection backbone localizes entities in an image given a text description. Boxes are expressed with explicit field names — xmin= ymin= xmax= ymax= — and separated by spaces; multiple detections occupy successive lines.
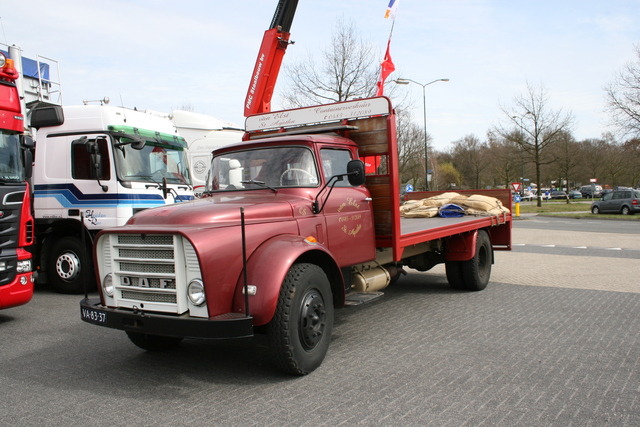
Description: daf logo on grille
xmin=121 ymin=276 xmax=173 ymax=288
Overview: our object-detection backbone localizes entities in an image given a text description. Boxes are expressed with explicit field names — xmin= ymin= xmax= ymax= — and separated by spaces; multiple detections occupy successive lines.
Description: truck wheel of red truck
xmin=48 ymin=236 xmax=95 ymax=294
xmin=446 ymin=230 xmax=492 ymax=292
xmin=126 ymin=332 xmax=183 ymax=351
xmin=267 ymin=263 xmax=334 ymax=375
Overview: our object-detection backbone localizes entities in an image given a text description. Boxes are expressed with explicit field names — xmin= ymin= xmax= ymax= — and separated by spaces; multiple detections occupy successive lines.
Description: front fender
xmin=233 ymin=234 xmax=342 ymax=326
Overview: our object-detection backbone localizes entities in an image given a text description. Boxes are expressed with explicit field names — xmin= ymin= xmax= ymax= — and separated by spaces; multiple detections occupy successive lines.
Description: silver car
xmin=591 ymin=189 xmax=640 ymax=215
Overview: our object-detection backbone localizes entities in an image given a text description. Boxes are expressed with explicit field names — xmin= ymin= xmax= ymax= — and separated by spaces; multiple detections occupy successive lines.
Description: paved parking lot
xmin=1 ymin=218 xmax=639 ymax=426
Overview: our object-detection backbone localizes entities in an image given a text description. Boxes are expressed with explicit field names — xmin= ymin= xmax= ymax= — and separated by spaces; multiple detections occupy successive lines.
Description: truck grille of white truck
xmin=97 ymin=233 xmax=202 ymax=315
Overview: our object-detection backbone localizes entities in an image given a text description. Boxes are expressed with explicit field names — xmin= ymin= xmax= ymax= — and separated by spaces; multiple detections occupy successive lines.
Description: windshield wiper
xmin=241 ymin=180 xmax=278 ymax=193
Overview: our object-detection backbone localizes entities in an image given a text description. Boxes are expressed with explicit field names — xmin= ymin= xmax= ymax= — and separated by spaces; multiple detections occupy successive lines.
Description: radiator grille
xmin=119 ymin=248 xmax=174 ymax=259
xmin=121 ymin=290 xmax=177 ymax=303
xmin=117 ymin=235 xmax=173 ymax=245
xmin=106 ymin=233 xmax=187 ymax=314
xmin=119 ymin=262 xmax=175 ymax=274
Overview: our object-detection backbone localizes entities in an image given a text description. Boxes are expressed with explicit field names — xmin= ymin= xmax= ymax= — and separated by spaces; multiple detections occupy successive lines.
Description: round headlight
xmin=0 ymin=52 xmax=6 ymax=68
xmin=103 ymin=273 xmax=114 ymax=297
xmin=187 ymin=279 xmax=206 ymax=306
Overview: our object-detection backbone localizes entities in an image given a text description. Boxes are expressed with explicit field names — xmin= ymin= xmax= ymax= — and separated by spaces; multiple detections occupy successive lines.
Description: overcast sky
xmin=2 ymin=1 xmax=639 ymax=151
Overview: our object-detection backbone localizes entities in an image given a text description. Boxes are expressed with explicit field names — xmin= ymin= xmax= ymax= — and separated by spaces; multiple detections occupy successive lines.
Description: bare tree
xmin=396 ymin=109 xmax=428 ymax=189
xmin=605 ymin=44 xmax=640 ymax=138
xmin=280 ymin=18 xmax=380 ymax=107
xmin=622 ymin=138 xmax=640 ymax=187
xmin=549 ymin=131 xmax=581 ymax=203
xmin=450 ymin=134 xmax=489 ymax=189
xmin=494 ymin=83 xmax=574 ymax=206
xmin=486 ymin=131 xmax=522 ymax=189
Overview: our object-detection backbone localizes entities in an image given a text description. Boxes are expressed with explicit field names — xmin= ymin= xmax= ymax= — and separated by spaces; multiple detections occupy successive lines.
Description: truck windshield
xmin=208 ymin=146 xmax=318 ymax=191
xmin=0 ymin=131 xmax=24 ymax=183
xmin=114 ymin=139 xmax=191 ymax=186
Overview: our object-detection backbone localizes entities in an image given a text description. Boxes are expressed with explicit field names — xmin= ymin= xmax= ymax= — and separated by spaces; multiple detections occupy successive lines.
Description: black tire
xmin=459 ymin=230 xmax=492 ymax=291
xmin=445 ymin=260 xmax=466 ymax=290
xmin=48 ymin=236 xmax=95 ymax=294
xmin=592 ymin=206 xmax=600 ymax=214
xmin=267 ymin=263 xmax=334 ymax=375
xmin=621 ymin=206 xmax=631 ymax=215
xmin=126 ymin=332 xmax=183 ymax=351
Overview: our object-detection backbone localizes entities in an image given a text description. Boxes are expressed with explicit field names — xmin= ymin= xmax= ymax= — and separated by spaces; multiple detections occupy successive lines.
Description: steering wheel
xmin=279 ymin=168 xmax=315 ymax=186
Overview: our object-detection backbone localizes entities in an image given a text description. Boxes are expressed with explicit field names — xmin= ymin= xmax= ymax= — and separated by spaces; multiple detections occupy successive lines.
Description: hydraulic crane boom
xmin=244 ymin=0 xmax=298 ymax=117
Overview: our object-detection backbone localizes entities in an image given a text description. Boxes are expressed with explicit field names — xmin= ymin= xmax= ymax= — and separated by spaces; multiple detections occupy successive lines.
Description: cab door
xmin=319 ymin=148 xmax=375 ymax=267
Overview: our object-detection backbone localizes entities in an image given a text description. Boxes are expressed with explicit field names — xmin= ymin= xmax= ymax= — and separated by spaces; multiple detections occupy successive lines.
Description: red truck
xmin=0 ymin=48 xmax=35 ymax=310
xmin=80 ymin=96 xmax=512 ymax=374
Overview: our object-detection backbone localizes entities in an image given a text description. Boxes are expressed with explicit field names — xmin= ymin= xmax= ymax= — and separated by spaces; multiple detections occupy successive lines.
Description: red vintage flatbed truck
xmin=80 ymin=96 xmax=512 ymax=374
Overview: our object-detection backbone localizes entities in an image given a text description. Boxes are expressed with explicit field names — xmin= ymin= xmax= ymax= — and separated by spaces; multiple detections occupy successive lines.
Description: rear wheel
xmin=621 ymin=206 xmax=631 ymax=215
xmin=445 ymin=261 xmax=465 ymax=290
xmin=48 ymin=236 xmax=95 ymax=294
xmin=267 ymin=263 xmax=334 ymax=375
xmin=447 ymin=230 xmax=492 ymax=292
xmin=126 ymin=332 xmax=183 ymax=351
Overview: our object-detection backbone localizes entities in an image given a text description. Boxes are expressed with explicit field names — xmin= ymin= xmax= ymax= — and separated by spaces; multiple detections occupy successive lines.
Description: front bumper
xmin=80 ymin=298 xmax=253 ymax=339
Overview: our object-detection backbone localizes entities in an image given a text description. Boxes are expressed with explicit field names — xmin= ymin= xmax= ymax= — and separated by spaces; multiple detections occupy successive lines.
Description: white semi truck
xmin=29 ymin=103 xmax=194 ymax=293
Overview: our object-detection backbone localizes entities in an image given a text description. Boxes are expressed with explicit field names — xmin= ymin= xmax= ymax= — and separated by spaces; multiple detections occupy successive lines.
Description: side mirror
xmin=347 ymin=160 xmax=365 ymax=186
xmin=21 ymin=135 xmax=34 ymax=148
xmin=23 ymin=149 xmax=33 ymax=179
xmin=86 ymin=139 xmax=107 ymax=191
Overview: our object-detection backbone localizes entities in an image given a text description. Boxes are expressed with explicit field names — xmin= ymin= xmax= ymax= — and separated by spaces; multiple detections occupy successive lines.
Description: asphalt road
xmin=1 ymin=216 xmax=639 ymax=426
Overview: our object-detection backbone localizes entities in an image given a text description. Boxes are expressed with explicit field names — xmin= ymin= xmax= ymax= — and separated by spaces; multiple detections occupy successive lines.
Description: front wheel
xmin=267 ymin=263 xmax=334 ymax=375
xmin=48 ymin=236 xmax=95 ymax=294
xmin=591 ymin=206 xmax=600 ymax=214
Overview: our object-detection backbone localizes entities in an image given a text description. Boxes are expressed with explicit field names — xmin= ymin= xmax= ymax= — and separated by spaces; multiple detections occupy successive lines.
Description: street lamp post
xmin=395 ymin=78 xmax=449 ymax=190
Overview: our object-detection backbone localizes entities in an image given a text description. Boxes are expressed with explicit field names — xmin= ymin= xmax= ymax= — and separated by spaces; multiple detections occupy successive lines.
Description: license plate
xmin=81 ymin=307 xmax=107 ymax=324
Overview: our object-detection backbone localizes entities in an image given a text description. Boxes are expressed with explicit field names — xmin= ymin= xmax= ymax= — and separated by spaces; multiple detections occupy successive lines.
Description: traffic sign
xmin=511 ymin=182 xmax=521 ymax=192
xmin=405 ymin=184 xmax=414 ymax=192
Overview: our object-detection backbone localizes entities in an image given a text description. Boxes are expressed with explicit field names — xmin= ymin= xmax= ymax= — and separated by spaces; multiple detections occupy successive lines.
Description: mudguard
xmin=444 ymin=230 xmax=478 ymax=262
xmin=233 ymin=234 xmax=343 ymax=326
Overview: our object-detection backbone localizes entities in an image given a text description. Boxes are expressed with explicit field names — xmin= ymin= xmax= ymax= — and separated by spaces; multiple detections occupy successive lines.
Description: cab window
xmin=71 ymin=137 xmax=110 ymax=180
xmin=320 ymin=148 xmax=352 ymax=187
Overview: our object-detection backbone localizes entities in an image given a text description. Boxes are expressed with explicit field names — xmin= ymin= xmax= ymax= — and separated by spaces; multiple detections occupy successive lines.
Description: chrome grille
xmin=117 ymin=235 xmax=173 ymax=245
xmin=108 ymin=233 xmax=183 ymax=314
xmin=119 ymin=262 xmax=175 ymax=274
xmin=121 ymin=290 xmax=177 ymax=303
xmin=118 ymin=248 xmax=174 ymax=259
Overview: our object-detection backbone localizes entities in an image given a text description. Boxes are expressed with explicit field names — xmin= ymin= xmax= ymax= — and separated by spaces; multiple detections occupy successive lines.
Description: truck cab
xmin=0 ymin=49 xmax=35 ymax=309
xmin=30 ymin=104 xmax=194 ymax=293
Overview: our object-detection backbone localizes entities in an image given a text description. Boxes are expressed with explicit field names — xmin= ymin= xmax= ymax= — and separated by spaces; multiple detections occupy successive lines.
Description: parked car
xmin=591 ymin=189 xmax=640 ymax=215
xmin=550 ymin=190 xmax=568 ymax=200
xmin=580 ymin=185 xmax=602 ymax=198
xmin=568 ymin=190 xmax=582 ymax=199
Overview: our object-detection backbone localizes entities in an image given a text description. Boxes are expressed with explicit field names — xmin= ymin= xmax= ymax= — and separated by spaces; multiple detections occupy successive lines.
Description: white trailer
xmin=169 ymin=110 xmax=243 ymax=194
